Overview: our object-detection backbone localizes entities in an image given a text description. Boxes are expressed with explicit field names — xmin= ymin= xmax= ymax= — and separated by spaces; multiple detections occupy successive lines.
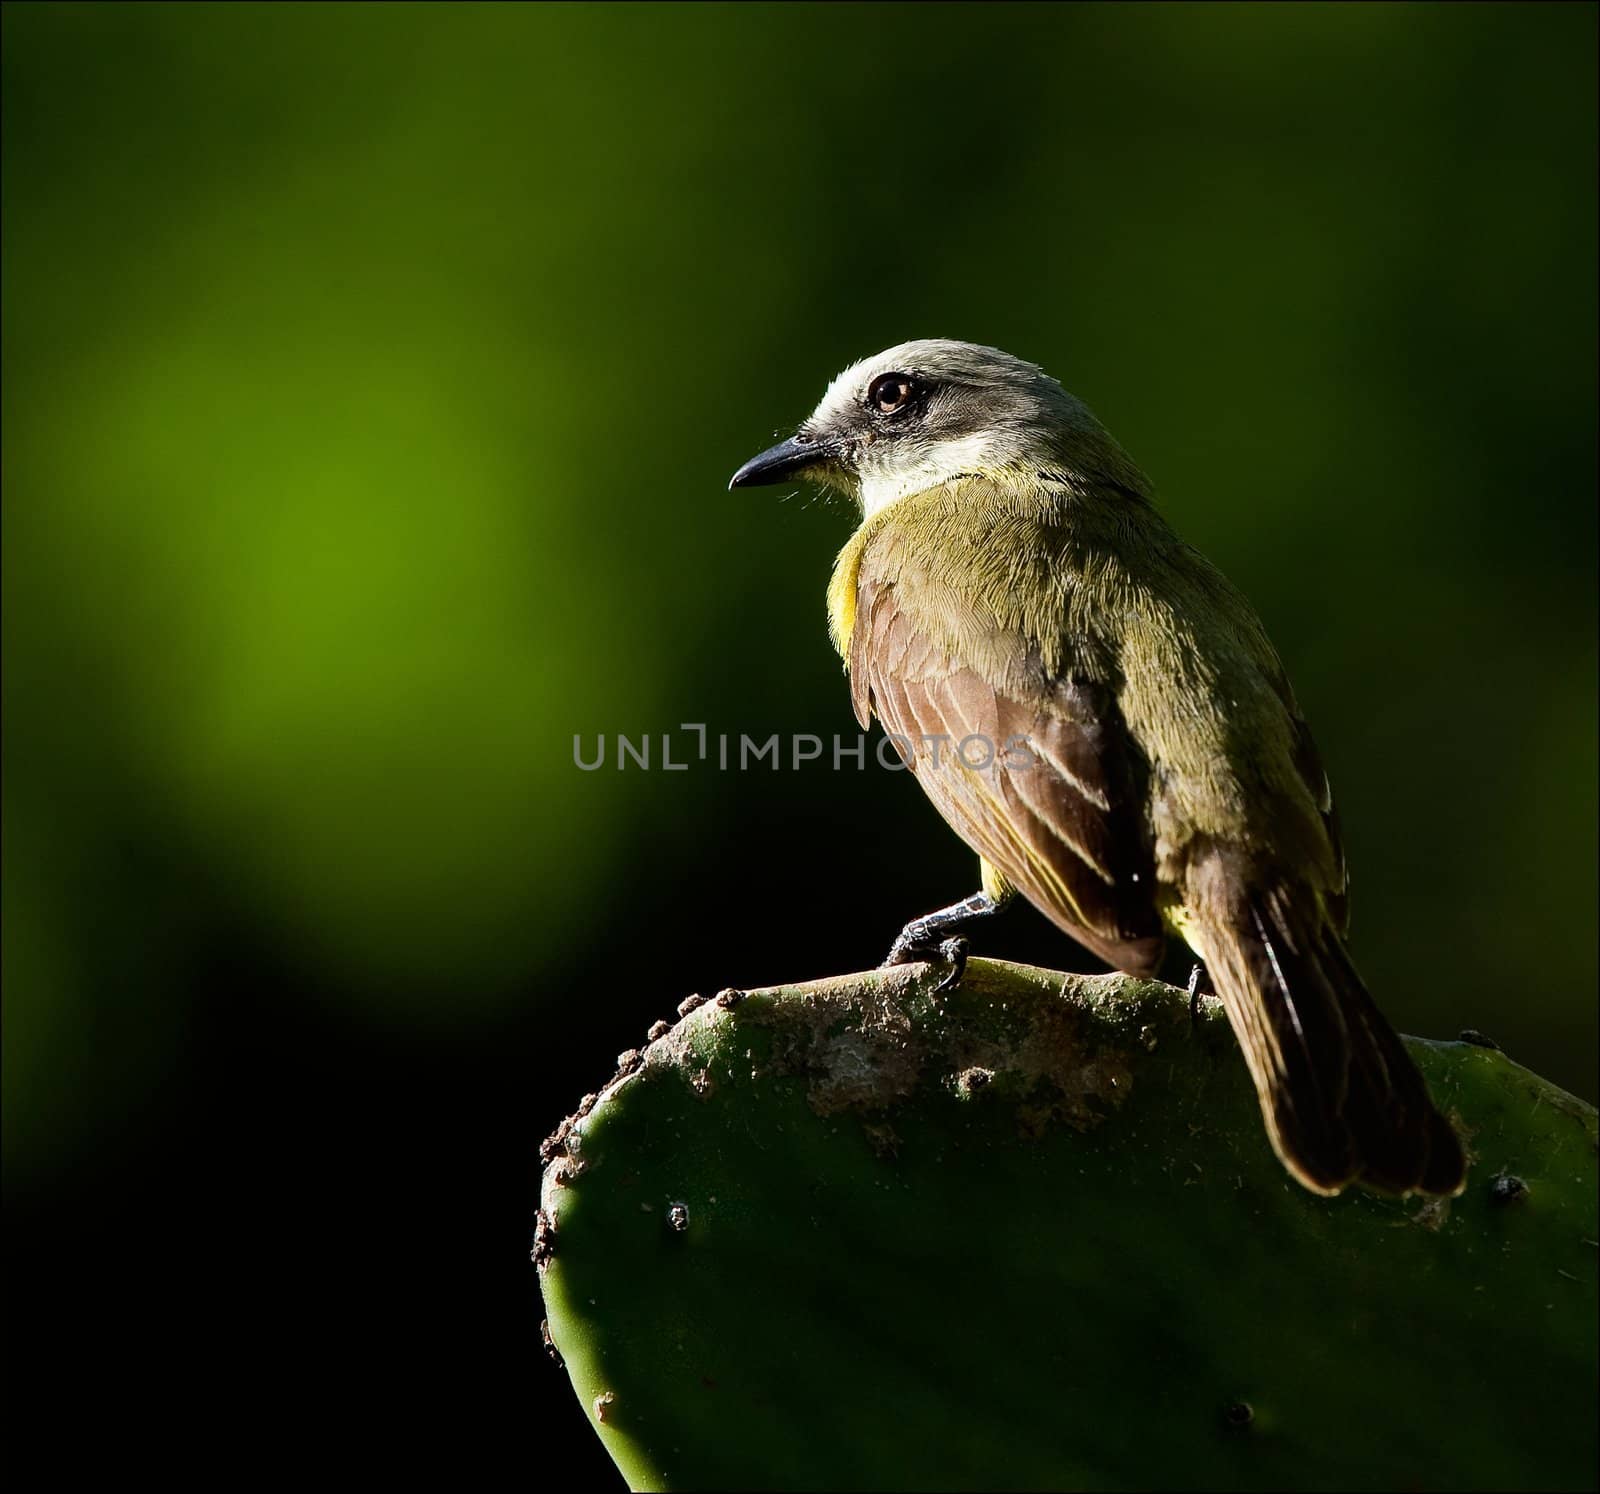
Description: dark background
xmin=4 ymin=3 xmax=1595 ymax=1486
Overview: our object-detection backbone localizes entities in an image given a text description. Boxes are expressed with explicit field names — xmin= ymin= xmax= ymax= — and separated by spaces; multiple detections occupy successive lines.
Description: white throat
xmin=856 ymin=432 xmax=1003 ymax=517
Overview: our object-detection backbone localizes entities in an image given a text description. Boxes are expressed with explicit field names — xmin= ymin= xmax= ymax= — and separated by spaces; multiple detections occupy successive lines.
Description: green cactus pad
xmin=536 ymin=960 xmax=1598 ymax=1492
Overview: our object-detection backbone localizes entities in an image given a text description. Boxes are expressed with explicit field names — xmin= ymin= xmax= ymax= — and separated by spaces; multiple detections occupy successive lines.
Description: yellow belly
xmin=1158 ymin=894 xmax=1202 ymax=954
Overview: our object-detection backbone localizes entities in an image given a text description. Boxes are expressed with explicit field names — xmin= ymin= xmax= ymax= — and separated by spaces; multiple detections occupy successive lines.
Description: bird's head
xmin=728 ymin=339 xmax=1125 ymax=514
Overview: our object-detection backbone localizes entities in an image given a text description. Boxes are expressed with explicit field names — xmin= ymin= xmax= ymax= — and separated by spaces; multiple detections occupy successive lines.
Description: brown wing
xmin=850 ymin=571 xmax=1165 ymax=976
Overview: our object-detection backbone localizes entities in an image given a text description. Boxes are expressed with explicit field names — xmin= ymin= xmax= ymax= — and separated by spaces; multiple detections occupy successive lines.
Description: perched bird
xmin=729 ymin=339 xmax=1465 ymax=1198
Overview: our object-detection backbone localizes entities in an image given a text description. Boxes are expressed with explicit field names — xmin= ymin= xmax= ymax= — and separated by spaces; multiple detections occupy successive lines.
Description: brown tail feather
xmin=1192 ymin=873 xmax=1465 ymax=1198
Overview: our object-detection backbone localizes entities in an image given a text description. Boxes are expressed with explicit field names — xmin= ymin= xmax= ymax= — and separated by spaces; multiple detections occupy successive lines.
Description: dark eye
xmin=867 ymin=372 xmax=914 ymax=415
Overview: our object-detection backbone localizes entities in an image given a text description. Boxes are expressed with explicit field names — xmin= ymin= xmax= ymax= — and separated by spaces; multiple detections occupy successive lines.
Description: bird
xmin=729 ymin=338 xmax=1466 ymax=1199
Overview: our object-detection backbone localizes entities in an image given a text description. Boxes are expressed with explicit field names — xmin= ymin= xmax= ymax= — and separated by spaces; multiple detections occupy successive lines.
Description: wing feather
xmin=850 ymin=568 xmax=1164 ymax=975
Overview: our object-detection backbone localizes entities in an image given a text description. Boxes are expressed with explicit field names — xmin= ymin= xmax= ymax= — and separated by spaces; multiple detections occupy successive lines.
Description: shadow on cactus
xmin=536 ymin=959 xmax=1597 ymax=1492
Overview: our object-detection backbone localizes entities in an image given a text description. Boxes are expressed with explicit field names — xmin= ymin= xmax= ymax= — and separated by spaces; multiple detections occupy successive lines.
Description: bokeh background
xmin=4 ymin=2 xmax=1595 ymax=1484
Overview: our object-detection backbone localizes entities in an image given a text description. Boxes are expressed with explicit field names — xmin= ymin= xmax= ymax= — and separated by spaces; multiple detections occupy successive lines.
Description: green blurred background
xmin=4 ymin=1 xmax=1595 ymax=1483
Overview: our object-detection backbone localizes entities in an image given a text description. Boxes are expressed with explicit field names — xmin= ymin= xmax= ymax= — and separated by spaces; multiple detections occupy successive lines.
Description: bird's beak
xmin=728 ymin=434 xmax=831 ymax=491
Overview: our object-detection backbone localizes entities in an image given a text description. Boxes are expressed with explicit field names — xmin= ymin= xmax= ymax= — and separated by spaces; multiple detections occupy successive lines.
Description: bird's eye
xmin=867 ymin=372 xmax=914 ymax=415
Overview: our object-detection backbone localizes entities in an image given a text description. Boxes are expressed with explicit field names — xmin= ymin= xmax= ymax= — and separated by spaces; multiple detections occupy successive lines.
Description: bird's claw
xmin=883 ymin=934 xmax=969 ymax=995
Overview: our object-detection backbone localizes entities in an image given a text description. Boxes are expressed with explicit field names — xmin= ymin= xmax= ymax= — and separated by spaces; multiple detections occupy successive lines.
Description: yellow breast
xmin=826 ymin=519 xmax=880 ymax=659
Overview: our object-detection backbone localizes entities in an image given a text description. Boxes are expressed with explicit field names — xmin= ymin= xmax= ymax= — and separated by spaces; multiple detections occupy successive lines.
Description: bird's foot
xmin=883 ymin=934 xmax=970 ymax=996
xmin=1186 ymin=962 xmax=1214 ymax=1026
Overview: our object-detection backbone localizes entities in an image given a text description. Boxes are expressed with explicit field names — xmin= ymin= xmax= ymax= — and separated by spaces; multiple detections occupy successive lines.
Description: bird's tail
xmin=1190 ymin=866 xmax=1466 ymax=1198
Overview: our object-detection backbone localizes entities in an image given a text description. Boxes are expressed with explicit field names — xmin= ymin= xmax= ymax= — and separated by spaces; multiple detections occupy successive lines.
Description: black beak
xmin=728 ymin=434 xmax=830 ymax=490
